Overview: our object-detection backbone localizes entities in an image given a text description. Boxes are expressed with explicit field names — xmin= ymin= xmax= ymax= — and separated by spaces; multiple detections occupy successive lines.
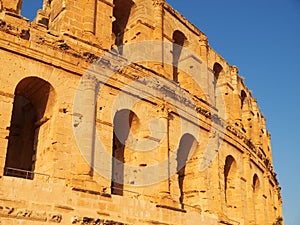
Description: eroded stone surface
xmin=0 ymin=0 xmax=282 ymax=225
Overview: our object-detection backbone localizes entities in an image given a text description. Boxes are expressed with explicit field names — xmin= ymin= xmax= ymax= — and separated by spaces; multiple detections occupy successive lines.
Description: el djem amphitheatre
xmin=0 ymin=0 xmax=283 ymax=224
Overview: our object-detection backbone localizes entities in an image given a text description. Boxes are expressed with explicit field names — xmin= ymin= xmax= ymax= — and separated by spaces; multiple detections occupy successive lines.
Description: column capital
xmin=199 ymin=35 xmax=208 ymax=45
xmin=81 ymin=75 xmax=99 ymax=90
xmin=231 ymin=65 xmax=239 ymax=75
xmin=243 ymin=151 xmax=251 ymax=160
xmin=157 ymin=104 xmax=169 ymax=119
xmin=152 ymin=0 xmax=165 ymax=7
xmin=263 ymin=172 xmax=271 ymax=179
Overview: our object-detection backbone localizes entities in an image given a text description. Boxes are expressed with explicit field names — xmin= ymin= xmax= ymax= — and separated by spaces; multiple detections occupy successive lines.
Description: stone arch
xmin=213 ymin=62 xmax=224 ymax=106
xmin=4 ymin=76 xmax=56 ymax=179
xmin=241 ymin=90 xmax=247 ymax=109
xmin=176 ymin=133 xmax=197 ymax=209
xmin=213 ymin=62 xmax=223 ymax=86
xmin=111 ymin=109 xmax=139 ymax=195
xmin=172 ymin=30 xmax=186 ymax=83
xmin=253 ymin=173 xmax=260 ymax=193
xmin=224 ymin=155 xmax=238 ymax=205
xmin=112 ymin=0 xmax=135 ymax=53
xmin=252 ymin=173 xmax=262 ymax=221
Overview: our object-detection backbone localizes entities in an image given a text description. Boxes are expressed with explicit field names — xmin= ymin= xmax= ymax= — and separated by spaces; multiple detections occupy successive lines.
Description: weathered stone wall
xmin=0 ymin=0 xmax=282 ymax=224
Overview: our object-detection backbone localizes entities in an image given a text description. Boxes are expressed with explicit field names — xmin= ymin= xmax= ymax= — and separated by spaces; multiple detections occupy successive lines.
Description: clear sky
xmin=21 ymin=0 xmax=300 ymax=224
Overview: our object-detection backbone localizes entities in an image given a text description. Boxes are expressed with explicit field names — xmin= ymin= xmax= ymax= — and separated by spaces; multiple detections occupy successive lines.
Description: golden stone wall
xmin=0 ymin=0 xmax=282 ymax=224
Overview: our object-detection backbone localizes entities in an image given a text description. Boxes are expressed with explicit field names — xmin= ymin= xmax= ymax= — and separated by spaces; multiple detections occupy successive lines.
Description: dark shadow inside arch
xmin=4 ymin=77 xmax=52 ymax=179
xmin=111 ymin=109 xmax=138 ymax=195
xmin=213 ymin=63 xmax=223 ymax=84
xmin=241 ymin=90 xmax=247 ymax=109
xmin=224 ymin=155 xmax=236 ymax=203
xmin=253 ymin=174 xmax=261 ymax=222
xmin=253 ymin=174 xmax=260 ymax=194
xmin=172 ymin=30 xmax=185 ymax=83
xmin=213 ymin=62 xmax=223 ymax=105
xmin=112 ymin=0 xmax=134 ymax=54
xmin=176 ymin=133 xmax=196 ymax=209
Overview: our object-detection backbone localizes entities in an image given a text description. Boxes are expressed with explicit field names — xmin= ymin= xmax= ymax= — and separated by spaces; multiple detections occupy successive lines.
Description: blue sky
xmin=21 ymin=0 xmax=300 ymax=224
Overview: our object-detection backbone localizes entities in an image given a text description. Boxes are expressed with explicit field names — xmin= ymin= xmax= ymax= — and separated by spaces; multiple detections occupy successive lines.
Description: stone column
xmin=84 ymin=0 xmax=97 ymax=34
xmin=252 ymin=106 xmax=261 ymax=146
xmin=263 ymin=172 xmax=271 ymax=225
xmin=155 ymin=105 xmax=175 ymax=207
xmin=246 ymin=99 xmax=255 ymax=140
xmin=0 ymin=95 xmax=14 ymax=176
xmin=199 ymin=36 xmax=208 ymax=64
xmin=153 ymin=0 xmax=164 ymax=39
xmin=158 ymin=106 xmax=170 ymax=193
xmin=152 ymin=0 xmax=165 ymax=71
xmin=198 ymin=35 xmax=211 ymax=105
xmin=199 ymin=36 xmax=211 ymax=103
xmin=211 ymin=155 xmax=222 ymax=216
xmin=77 ymin=75 xmax=98 ymax=177
xmin=230 ymin=66 xmax=241 ymax=121
xmin=243 ymin=152 xmax=253 ymax=224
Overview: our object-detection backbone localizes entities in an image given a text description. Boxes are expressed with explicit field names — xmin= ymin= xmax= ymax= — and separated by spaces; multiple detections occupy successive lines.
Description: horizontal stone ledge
xmin=156 ymin=204 xmax=186 ymax=213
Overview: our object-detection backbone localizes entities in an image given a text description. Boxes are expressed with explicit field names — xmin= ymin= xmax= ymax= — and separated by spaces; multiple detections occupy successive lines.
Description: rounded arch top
xmin=241 ymin=90 xmax=247 ymax=98
xmin=253 ymin=173 xmax=260 ymax=192
xmin=14 ymin=76 xmax=56 ymax=119
xmin=213 ymin=62 xmax=223 ymax=73
xmin=113 ymin=109 xmax=139 ymax=144
xmin=176 ymin=133 xmax=198 ymax=168
xmin=224 ymin=155 xmax=237 ymax=176
xmin=241 ymin=90 xmax=247 ymax=109
xmin=213 ymin=62 xmax=224 ymax=80
xmin=113 ymin=109 xmax=139 ymax=127
xmin=172 ymin=30 xmax=187 ymax=46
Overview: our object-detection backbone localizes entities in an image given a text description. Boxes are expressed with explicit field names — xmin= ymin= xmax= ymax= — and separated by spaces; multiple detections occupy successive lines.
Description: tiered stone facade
xmin=0 ymin=0 xmax=282 ymax=224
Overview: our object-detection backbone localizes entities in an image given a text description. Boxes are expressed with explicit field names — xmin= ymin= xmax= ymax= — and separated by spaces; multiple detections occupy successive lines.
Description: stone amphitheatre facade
xmin=0 ymin=0 xmax=283 ymax=224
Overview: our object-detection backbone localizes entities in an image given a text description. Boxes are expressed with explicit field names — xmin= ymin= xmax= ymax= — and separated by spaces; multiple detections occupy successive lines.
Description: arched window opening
xmin=4 ymin=77 xmax=54 ymax=179
xmin=4 ymin=96 xmax=37 ymax=179
xmin=213 ymin=63 xmax=223 ymax=87
xmin=112 ymin=0 xmax=134 ymax=54
xmin=213 ymin=63 xmax=223 ymax=106
xmin=241 ymin=90 xmax=247 ymax=109
xmin=252 ymin=174 xmax=261 ymax=223
xmin=172 ymin=30 xmax=186 ymax=83
xmin=253 ymin=174 xmax=260 ymax=195
xmin=176 ymin=133 xmax=197 ymax=209
xmin=111 ymin=109 xmax=139 ymax=195
xmin=224 ymin=155 xmax=237 ymax=204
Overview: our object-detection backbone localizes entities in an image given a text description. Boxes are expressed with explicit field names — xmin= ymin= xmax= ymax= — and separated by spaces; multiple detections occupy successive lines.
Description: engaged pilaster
xmin=77 ymin=75 xmax=98 ymax=177
xmin=83 ymin=0 xmax=97 ymax=34
xmin=152 ymin=0 xmax=165 ymax=72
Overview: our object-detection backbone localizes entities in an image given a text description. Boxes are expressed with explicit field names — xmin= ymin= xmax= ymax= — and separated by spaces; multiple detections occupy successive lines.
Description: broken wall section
xmin=0 ymin=0 xmax=22 ymax=14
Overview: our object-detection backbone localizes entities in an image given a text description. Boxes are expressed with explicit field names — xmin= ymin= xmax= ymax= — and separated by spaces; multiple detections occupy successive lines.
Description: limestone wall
xmin=0 ymin=0 xmax=282 ymax=224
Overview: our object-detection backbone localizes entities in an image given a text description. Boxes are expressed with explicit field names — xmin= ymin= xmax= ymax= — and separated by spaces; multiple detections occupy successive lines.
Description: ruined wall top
xmin=0 ymin=0 xmax=276 ymax=179
xmin=0 ymin=0 xmax=22 ymax=14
